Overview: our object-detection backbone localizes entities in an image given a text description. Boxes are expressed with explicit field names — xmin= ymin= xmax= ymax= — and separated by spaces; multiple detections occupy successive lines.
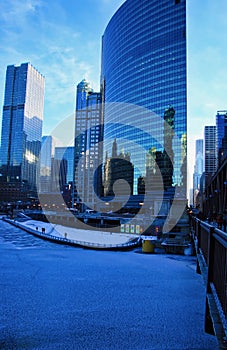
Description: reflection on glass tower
xmin=140 ymin=107 xmax=175 ymax=193
xmin=104 ymin=139 xmax=134 ymax=197
xmin=101 ymin=0 xmax=187 ymax=197
xmin=0 ymin=63 xmax=44 ymax=198
xmin=162 ymin=106 xmax=175 ymax=189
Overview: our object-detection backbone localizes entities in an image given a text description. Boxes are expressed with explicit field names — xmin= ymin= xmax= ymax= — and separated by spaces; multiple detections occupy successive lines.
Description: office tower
xmin=216 ymin=110 xmax=227 ymax=166
xmin=51 ymin=158 xmax=67 ymax=193
xmin=193 ymin=139 xmax=203 ymax=190
xmin=55 ymin=146 xmax=74 ymax=184
xmin=192 ymin=139 xmax=203 ymax=206
xmin=204 ymin=126 xmax=216 ymax=184
xmin=73 ymin=79 xmax=103 ymax=211
xmin=39 ymin=136 xmax=55 ymax=193
xmin=0 ymin=63 xmax=44 ymax=199
xmin=101 ymin=0 xmax=187 ymax=195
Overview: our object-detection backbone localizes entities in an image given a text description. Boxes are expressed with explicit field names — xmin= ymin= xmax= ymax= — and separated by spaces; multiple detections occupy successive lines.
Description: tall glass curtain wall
xmin=101 ymin=0 xmax=187 ymax=194
xmin=0 ymin=63 xmax=44 ymax=190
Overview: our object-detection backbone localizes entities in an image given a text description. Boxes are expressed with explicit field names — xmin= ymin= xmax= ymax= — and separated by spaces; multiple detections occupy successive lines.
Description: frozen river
xmin=0 ymin=219 xmax=218 ymax=349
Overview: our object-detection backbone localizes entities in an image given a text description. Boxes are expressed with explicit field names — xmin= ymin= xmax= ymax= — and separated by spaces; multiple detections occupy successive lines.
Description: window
xmin=175 ymin=0 xmax=180 ymax=4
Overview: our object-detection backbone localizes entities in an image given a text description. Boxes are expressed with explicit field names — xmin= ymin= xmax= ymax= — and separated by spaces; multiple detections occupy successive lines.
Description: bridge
xmin=191 ymin=216 xmax=227 ymax=349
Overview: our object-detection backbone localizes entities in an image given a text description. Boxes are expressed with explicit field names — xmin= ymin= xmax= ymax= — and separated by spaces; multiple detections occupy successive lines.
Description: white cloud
xmin=0 ymin=0 xmax=43 ymax=25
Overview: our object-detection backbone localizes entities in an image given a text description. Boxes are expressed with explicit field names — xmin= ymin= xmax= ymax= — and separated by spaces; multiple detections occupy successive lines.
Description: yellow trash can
xmin=142 ymin=237 xmax=156 ymax=253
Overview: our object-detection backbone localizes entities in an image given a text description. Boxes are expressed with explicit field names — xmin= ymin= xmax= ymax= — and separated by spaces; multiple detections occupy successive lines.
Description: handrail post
xmin=205 ymin=225 xmax=215 ymax=335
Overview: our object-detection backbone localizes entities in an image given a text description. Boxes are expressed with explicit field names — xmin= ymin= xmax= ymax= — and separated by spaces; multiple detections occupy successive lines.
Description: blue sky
xmin=0 ymin=0 xmax=125 ymax=133
xmin=0 ymin=0 xmax=227 ymax=189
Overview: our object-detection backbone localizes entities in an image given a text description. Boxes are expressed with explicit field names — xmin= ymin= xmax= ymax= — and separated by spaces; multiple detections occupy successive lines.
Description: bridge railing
xmin=191 ymin=217 xmax=227 ymax=349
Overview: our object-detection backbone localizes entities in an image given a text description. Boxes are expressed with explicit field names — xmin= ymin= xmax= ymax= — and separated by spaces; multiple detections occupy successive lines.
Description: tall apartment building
xmin=204 ymin=126 xmax=216 ymax=184
xmin=101 ymin=0 xmax=187 ymax=196
xmin=0 ymin=63 xmax=44 ymax=200
xmin=73 ymin=79 xmax=103 ymax=211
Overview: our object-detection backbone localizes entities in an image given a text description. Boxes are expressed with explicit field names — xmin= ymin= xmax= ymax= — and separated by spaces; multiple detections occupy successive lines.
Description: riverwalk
xmin=3 ymin=217 xmax=140 ymax=249
xmin=0 ymin=219 xmax=218 ymax=349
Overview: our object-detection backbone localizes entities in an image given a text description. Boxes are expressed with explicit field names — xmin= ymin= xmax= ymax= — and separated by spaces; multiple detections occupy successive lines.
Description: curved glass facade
xmin=101 ymin=0 xmax=187 ymax=194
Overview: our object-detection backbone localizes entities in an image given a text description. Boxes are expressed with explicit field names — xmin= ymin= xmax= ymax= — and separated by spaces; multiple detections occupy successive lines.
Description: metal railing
xmin=191 ymin=217 xmax=227 ymax=349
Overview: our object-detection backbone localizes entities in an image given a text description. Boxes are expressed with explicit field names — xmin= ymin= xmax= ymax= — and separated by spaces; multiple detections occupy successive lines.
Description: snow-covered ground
xmin=0 ymin=218 xmax=219 ymax=350
xmin=18 ymin=219 xmax=139 ymax=246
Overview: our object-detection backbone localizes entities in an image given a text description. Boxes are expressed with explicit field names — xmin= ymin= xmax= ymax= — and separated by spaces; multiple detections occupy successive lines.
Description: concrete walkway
xmin=0 ymin=219 xmax=219 ymax=349
xmin=5 ymin=218 xmax=140 ymax=249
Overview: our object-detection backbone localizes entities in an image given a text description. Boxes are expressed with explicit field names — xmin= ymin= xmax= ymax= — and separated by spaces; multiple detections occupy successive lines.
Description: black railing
xmin=191 ymin=217 xmax=227 ymax=349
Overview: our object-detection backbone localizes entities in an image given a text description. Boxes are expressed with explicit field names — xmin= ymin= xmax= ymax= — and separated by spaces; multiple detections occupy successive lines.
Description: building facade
xmin=193 ymin=139 xmax=203 ymax=190
xmin=204 ymin=125 xmax=216 ymax=185
xmin=216 ymin=110 xmax=227 ymax=166
xmin=101 ymin=0 xmax=187 ymax=195
xmin=73 ymin=79 xmax=103 ymax=211
xmin=0 ymin=63 xmax=44 ymax=200
xmin=55 ymin=146 xmax=74 ymax=184
xmin=51 ymin=158 xmax=67 ymax=193
xmin=39 ymin=136 xmax=55 ymax=193
xmin=193 ymin=139 xmax=203 ymax=206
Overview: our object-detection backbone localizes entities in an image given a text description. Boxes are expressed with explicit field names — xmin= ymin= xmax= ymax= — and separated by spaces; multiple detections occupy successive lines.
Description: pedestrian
xmin=217 ymin=212 xmax=223 ymax=230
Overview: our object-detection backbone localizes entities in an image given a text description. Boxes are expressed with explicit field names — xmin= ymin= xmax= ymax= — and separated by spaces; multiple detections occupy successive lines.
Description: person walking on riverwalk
xmin=217 ymin=213 xmax=223 ymax=230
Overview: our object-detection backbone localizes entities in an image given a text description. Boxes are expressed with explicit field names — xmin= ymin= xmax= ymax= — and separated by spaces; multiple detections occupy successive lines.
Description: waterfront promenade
xmin=4 ymin=217 xmax=140 ymax=249
xmin=0 ymin=219 xmax=218 ymax=349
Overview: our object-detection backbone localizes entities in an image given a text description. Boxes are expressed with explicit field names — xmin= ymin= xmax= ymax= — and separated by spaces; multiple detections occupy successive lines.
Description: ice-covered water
xmin=0 ymin=218 xmax=219 ymax=349
xmin=0 ymin=218 xmax=55 ymax=249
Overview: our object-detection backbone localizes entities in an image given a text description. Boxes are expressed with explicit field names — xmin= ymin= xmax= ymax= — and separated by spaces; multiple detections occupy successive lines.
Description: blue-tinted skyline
xmin=0 ymin=0 xmax=227 ymax=190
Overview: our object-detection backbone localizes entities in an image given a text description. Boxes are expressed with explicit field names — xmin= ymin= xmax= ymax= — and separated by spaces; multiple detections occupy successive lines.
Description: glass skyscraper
xmin=55 ymin=146 xmax=74 ymax=184
xmin=193 ymin=139 xmax=203 ymax=190
xmin=39 ymin=136 xmax=55 ymax=193
xmin=73 ymin=79 xmax=103 ymax=211
xmin=0 ymin=63 xmax=44 ymax=195
xmin=216 ymin=110 xmax=227 ymax=166
xmin=101 ymin=0 xmax=187 ymax=195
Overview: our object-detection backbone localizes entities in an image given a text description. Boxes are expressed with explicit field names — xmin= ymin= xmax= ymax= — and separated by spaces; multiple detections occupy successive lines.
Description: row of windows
xmin=105 ymin=23 xmax=185 ymax=62
xmin=105 ymin=62 xmax=186 ymax=93
xmin=105 ymin=0 xmax=185 ymax=44
xmin=106 ymin=78 xmax=186 ymax=102
xmin=104 ymin=4 xmax=185 ymax=52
